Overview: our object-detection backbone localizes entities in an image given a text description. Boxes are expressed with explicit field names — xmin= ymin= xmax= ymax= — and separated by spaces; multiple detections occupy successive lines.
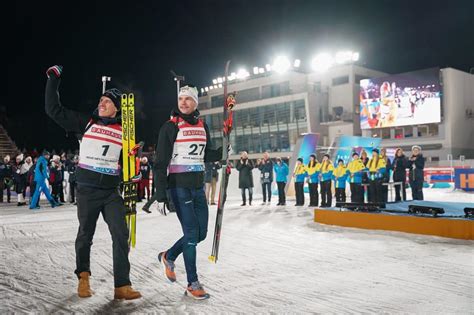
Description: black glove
xmin=46 ymin=65 xmax=63 ymax=79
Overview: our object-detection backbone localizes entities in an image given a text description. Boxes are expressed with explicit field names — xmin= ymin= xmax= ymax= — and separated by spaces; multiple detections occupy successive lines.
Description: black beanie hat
xmin=297 ymin=158 xmax=303 ymax=163
xmin=372 ymin=148 xmax=380 ymax=154
xmin=352 ymin=151 xmax=359 ymax=157
xmin=338 ymin=159 xmax=344 ymax=164
xmin=102 ymin=88 xmax=122 ymax=110
xmin=310 ymin=154 xmax=316 ymax=159
xmin=323 ymin=153 xmax=330 ymax=159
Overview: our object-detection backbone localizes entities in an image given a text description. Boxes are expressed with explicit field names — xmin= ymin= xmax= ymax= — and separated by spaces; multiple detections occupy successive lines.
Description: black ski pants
xmin=75 ymin=185 xmax=131 ymax=288
xmin=277 ymin=181 xmax=286 ymax=204
xmin=320 ymin=180 xmax=332 ymax=207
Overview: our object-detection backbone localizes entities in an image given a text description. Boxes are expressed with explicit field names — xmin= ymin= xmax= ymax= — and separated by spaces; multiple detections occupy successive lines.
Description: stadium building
xmin=198 ymin=61 xmax=474 ymax=163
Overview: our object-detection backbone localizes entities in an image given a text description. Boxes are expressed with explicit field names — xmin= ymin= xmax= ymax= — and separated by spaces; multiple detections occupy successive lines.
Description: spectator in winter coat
xmin=21 ymin=156 xmax=33 ymax=203
xmin=273 ymin=157 xmax=289 ymax=206
xmin=392 ymin=148 xmax=408 ymax=202
xmin=236 ymin=151 xmax=254 ymax=206
xmin=27 ymin=157 xmax=37 ymax=202
xmin=204 ymin=161 xmax=220 ymax=205
xmin=257 ymin=152 xmax=273 ymax=205
xmin=29 ymin=150 xmax=58 ymax=209
xmin=408 ymin=145 xmax=425 ymax=200
xmin=67 ymin=155 xmax=78 ymax=204
xmin=138 ymin=156 xmax=151 ymax=202
xmin=49 ymin=155 xmax=63 ymax=204
xmin=58 ymin=152 xmax=67 ymax=202
xmin=0 ymin=155 xmax=13 ymax=203
xmin=13 ymin=154 xmax=27 ymax=206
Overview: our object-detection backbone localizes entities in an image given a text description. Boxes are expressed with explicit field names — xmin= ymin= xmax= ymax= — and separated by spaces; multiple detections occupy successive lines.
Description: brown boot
xmin=78 ymin=272 xmax=93 ymax=298
xmin=114 ymin=285 xmax=142 ymax=300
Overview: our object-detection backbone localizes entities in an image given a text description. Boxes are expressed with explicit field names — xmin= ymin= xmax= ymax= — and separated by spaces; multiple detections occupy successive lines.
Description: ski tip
xmin=208 ymin=255 xmax=217 ymax=263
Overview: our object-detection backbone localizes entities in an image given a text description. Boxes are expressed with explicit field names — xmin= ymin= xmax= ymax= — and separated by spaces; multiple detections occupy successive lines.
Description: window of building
xmin=275 ymin=102 xmax=290 ymax=125
xmin=250 ymin=133 xmax=262 ymax=153
xmin=332 ymin=76 xmax=349 ymax=86
xmin=249 ymin=107 xmax=260 ymax=128
xmin=381 ymin=128 xmax=391 ymax=139
xmin=394 ymin=128 xmax=404 ymax=139
xmin=277 ymin=131 xmax=290 ymax=151
xmin=313 ymin=82 xmax=322 ymax=93
xmin=211 ymin=113 xmax=222 ymax=130
xmin=404 ymin=126 xmax=413 ymax=138
xmin=428 ymin=124 xmax=439 ymax=136
xmin=262 ymin=81 xmax=290 ymax=99
xmin=263 ymin=105 xmax=276 ymax=125
xmin=236 ymin=87 xmax=260 ymax=103
xmin=417 ymin=124 xmax=439 ymax=137
xmin=211 ymin=95 xmax=224 ymax=108
xmin=294 ymin=100 xmax=306 ymax=122
xmin=199 ymin=102 xmax=210 ymax=110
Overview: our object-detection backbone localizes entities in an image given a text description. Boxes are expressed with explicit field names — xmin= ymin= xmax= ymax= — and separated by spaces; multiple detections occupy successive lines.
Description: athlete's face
xmin=98 ymin=96 xmax=118 ymax=118
xmin=178 ymin=96 xmax=198 ymax=115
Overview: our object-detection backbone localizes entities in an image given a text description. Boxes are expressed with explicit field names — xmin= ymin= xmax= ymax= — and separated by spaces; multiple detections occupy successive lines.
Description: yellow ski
xmin=121 ymin=93 xmax=138 ymax=248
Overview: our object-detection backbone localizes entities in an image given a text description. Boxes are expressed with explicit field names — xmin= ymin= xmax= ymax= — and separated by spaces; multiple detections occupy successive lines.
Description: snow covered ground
xmin=1 ymin=179 xmax=473 ymax=314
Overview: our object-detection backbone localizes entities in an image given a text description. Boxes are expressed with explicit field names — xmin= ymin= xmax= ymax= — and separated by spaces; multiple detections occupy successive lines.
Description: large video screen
xmin=360 ymin=67 xmax=441 ymax=129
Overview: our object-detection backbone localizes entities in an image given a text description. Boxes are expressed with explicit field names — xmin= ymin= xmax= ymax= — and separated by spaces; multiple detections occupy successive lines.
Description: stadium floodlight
xmin=311 ymin=53 xmax=334 ymax=72
xmin=265 ymin=64 xmax=272 ymax=71
xmin=204 ymin=87 xmax=209 ymax=92
xmin=200 ymin=88 xmax=204 ymax=94
xmin=228 ymin=72 xmax=236 ymax=81
xmin=218 ymin=83 xmax=223 ymax=88
xmin=217 ymin=77 xmax=223 ymax=83
xmin=259 ymin=67 xmax=265 ymax=74
xmin=209 ymin=86 xmax=214 ymax=90
xmin=272 ymin=56 xmax=291 ymax=74
xmin=352 ymin=52 xmax=360 ymax=61
xmin=236 ymin=68 xmax=250 ymax=79
xmin=253 ymin=67 xmax=259 ymax=75
xmin=212 ymin=79 xmax=218 ymax=84
xmin=335 ymin=51 xmax=353 ymax=64
xmin=213 ymin=85 xmax=218 ymax=89
xmin=294 ymin=59 xmax=301 ymax=68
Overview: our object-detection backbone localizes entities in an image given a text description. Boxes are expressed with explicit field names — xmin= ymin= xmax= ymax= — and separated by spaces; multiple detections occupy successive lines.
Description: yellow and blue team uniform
xmin=294 ymin=164 xmax=307 ymax=206
xmin=319 ymin=161 xmax=334 ymax=207
xmin=367 ymin=157 xmax=386 ymax=203
xmin=347 ymin=159 xmax=367 ymax=203
xmin=333 ymin=165 xmax=349 ymax=202
xmin=307 ymin=162 xmax=321 ymax=207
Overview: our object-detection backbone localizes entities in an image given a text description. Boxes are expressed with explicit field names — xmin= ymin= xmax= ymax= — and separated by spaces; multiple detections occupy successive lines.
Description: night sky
xmin=5 ymin=0 xmax=473 ymax=152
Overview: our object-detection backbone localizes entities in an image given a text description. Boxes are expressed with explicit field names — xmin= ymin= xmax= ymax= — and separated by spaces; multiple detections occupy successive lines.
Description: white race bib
xmin=79 ymin=123 xmax=122 ymax=175
xmin=169 ymin=118 xmax=206 ymax=173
